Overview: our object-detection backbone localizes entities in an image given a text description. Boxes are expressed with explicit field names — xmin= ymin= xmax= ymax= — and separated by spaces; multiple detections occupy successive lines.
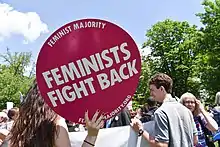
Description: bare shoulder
xmin=56 ymin=116 xmax=68 ymax=130
xmin=55 ymin=116 xmax=71 ymax=147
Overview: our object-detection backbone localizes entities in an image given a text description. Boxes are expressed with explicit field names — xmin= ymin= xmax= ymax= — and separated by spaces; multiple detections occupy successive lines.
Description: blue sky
xmin=0 ymin=0 xmax=204 ymax=63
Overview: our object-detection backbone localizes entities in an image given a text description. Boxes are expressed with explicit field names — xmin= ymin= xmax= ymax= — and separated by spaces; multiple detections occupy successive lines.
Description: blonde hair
xmin=179 ymin=92 xmax=196 ymax=104
xmin=180 ymin=92 xmax=199 ymax=116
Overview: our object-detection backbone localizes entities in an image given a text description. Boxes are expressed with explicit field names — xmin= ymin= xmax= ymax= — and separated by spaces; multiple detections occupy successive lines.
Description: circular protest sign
xmin=36 ymin=18 xmax=141 ymax=124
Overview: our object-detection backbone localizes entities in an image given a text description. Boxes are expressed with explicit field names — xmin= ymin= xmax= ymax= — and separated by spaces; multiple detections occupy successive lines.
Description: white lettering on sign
xmin=47 ymin=77 xmax=95 ymax=107
xmin=97 ymin=59 xmax=138 ymax=90
xmin=42 ymin=42 xmax=139 ymax=107
xmin=47 ymin=26 xmax=72 ymax=47
xmin=47 ymin=21 xmax=106 ymax=48
xmin=73 ymin=21 xmax=106 ymax=30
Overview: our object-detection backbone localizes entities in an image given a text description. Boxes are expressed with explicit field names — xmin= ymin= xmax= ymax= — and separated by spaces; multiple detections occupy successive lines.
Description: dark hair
xmin=138 ymin=107 xmax=144 ymax=113
xmin=146 ymin=97 xmax=156 ymax=107
xmin=9 ymin=79 xmax=58 ymax=147
xmin=149 ymin=73 xmax=173 ymax=93
xmin=7 ymin=108 xmax=19 ymax=120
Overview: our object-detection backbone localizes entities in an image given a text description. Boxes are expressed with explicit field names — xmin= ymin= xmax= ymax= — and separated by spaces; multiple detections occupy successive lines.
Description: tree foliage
xmin=135 ymin=0 xmax=220 ymax=107
xmin=142 ymin=19 xmax=202 ymax=98
xmin=0 ymin=49 xmax=34 ymax=109
xmin=196 ymin=0 xmax=220 ymax=99
xmin=133 ymin=55 xmax=153 ymax=108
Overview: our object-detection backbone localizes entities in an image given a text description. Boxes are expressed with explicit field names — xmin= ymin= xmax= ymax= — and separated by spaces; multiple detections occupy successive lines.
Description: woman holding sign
xmin=1 ymin=80 xmax=103 ymax=147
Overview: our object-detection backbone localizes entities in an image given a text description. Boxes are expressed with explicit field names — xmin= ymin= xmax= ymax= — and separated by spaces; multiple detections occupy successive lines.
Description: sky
xmin=0 ymin=0 xmax=204 ymax=64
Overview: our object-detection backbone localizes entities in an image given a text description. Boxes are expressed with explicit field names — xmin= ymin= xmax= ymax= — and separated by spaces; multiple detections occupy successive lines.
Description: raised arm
xmin=82 ymin=110 xmax=104 ymax=147
xmin=196 ymin=100 xmax=218 ymax=132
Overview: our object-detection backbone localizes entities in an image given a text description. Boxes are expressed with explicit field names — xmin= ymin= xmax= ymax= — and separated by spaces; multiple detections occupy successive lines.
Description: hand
xmin=196 ymin=100 xmax=205 ymax=112
xmin=130 ymin=117 xmax=143 ymax=132
xmin=85 ymin=110 xmax=104 ymax=136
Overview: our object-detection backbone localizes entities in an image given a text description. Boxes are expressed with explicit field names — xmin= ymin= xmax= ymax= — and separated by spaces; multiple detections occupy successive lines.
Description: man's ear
xmin=160 ymin=86 xmax=165 ymax=92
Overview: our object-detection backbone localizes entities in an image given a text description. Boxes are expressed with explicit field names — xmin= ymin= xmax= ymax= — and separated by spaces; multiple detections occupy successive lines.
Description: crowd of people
xmin=0 ymin=73 xmax=220 ymax=147
xmin=0 ymin=107 xmax=19 ymax=142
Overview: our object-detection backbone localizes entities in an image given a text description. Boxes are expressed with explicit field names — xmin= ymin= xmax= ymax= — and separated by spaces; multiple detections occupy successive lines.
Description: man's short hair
xmin=149 ymin=73 xmax=173 ymax=93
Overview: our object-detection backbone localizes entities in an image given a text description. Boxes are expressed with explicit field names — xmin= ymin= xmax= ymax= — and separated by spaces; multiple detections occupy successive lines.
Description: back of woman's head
xmin=7 ymin=108 xmax=19 ymax=120
xmin=9 ymin=79 xmax=58 ymax=147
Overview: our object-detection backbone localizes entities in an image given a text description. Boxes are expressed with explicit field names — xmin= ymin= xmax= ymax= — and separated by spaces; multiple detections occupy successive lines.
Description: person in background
xmin=212 ymin=92 xmax=220 ymax=147
xmin=105 ymin=107 xmax=131 ymax=128
xmin=1 ymin=110 xmax=7 ymax=115
xmin=180 ymin=92 xmax=218 ymax=147
xmin=0 ymin=111 xmax=9 ymax=146
xmin=130 ymin=110 xmax=137 ymax=119
xmin=135 ymin=107 xmax=144 ymax=120
xmin=140 ymin=97 xmax=158 ymax=123
xmin=127 ymin=101 xmax=133 ymax=113
xmin=6 ymin=108 xmax=19 ymax=131
xmin=0 ymin=79 xmax=104 ymax=147
xmin=0 ymin=112 xmax=8 ymax=130
xmin=212 ymin=92 xmax=220 ymax=126
xmin=127 ymin=100 xmax=136 ymax=118
xmin=130 ymin=73 xmax=198 ymax=147
xmin=215 ymin=92 xmax=220 ymax=107
xmin=66 ymin=120 xmax=85 ymax=132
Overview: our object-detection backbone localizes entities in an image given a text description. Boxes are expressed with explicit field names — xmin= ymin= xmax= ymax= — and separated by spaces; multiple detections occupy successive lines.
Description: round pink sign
xmin=36 ymin=18 xmax=141 ymax=124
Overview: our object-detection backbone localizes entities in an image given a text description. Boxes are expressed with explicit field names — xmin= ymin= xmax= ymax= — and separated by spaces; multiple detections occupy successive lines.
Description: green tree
xmin=0 ymin=48 xmax=32 ymax=75
xmin=196 ymin=0 xmax=220 ymax=100
xmin=143 ymin=19 xmax=202 ymax=97
xmin=0 ymin=49 xmax=34 ymax=109
xmin=133 ymin=55 xmax=153 ymax=108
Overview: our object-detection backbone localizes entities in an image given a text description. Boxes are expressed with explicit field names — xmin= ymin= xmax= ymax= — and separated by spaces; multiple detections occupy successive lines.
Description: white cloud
xmin=0 ymin=3 xmax=49 ymax=43
xmin=137 ymin=43 xmax=152 ymax=56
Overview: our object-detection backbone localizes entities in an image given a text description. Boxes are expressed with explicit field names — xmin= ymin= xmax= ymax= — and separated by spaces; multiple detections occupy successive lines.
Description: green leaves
xmin=134 ymin=0 xmax=220 ymax=107
xmin=144 ymin=19 xmax=201 ymax=97
xmin=0 ymin=49 xmax=34 ymax=109
xmin=196 ymin=0 xmax=220 ymax=99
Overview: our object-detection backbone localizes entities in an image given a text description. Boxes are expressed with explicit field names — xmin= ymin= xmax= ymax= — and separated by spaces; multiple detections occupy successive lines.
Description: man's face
xmin=149 ymin=84 xmax=164 ymax=102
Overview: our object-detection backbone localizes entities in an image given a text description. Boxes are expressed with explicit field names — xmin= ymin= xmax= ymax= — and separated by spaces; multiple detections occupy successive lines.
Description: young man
xmin=131 ymin=73 xmax=198 ymax=147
